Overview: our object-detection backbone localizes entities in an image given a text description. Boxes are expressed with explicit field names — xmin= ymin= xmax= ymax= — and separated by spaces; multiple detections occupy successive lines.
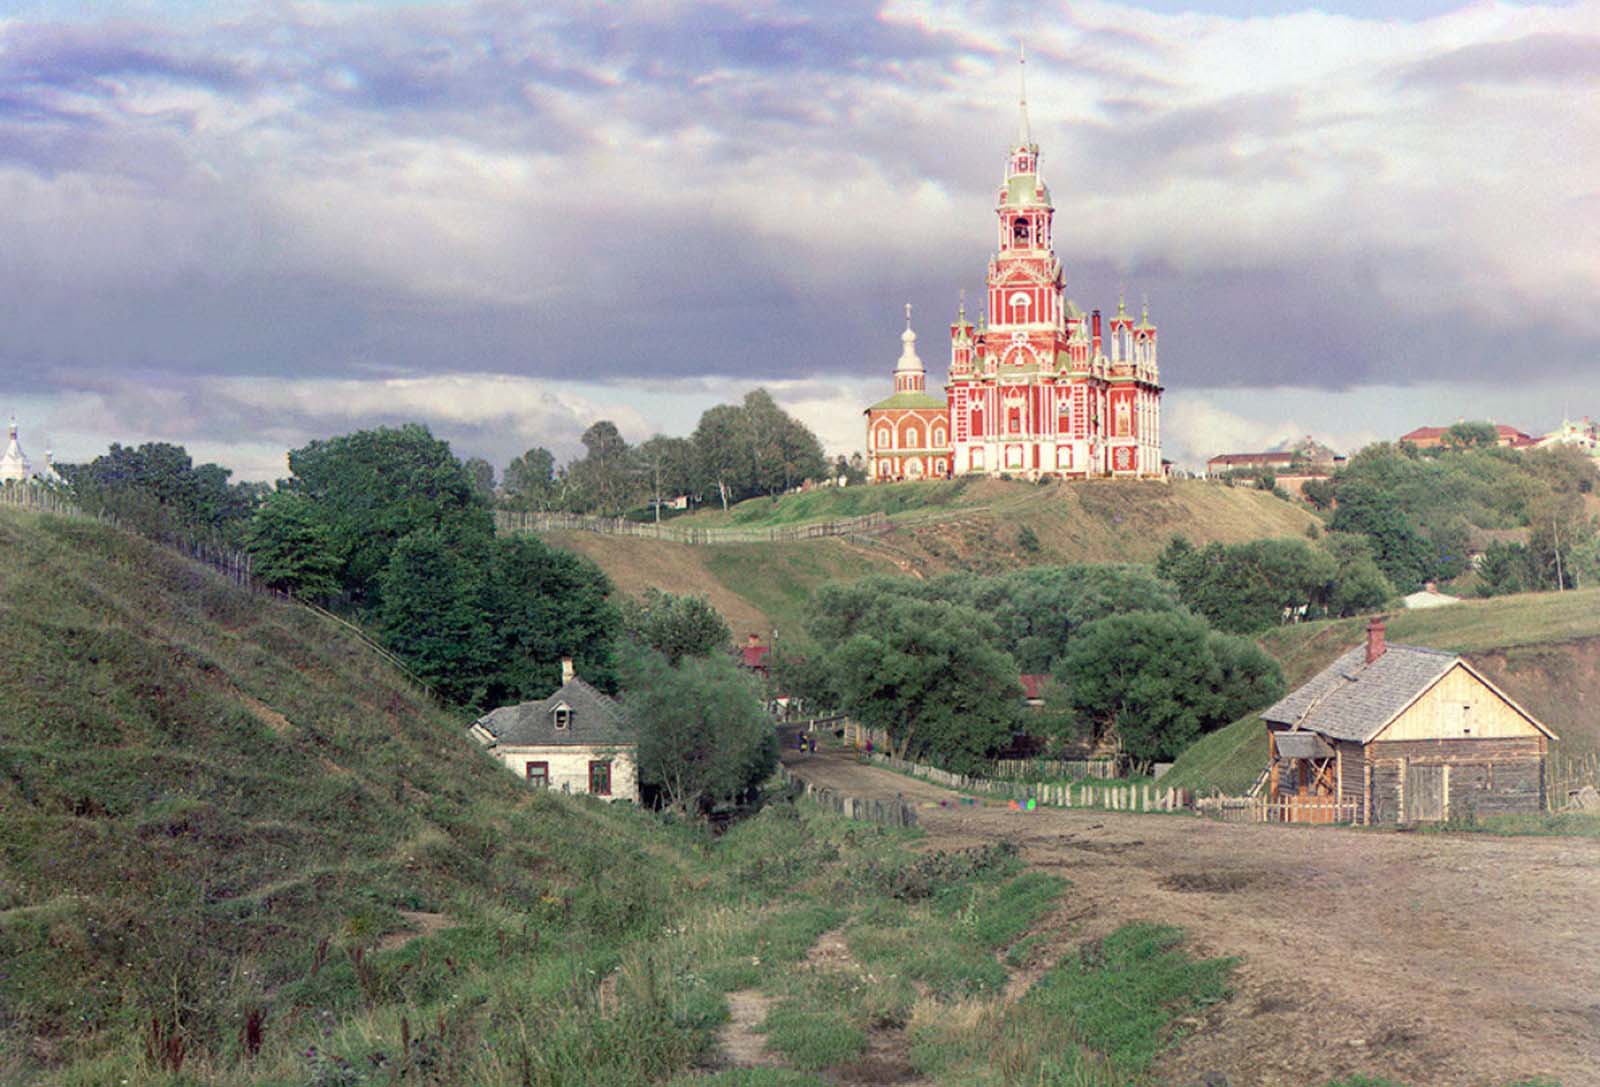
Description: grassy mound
xmin=535 ymin=479 xmax=1321 ymax=638
xmin=0 ymin=507 xmax=699 ymax=1080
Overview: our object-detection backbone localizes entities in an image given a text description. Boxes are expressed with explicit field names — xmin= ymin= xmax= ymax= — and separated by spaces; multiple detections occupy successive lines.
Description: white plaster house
xmin=469 ymin=659 xmax=638 ymax=801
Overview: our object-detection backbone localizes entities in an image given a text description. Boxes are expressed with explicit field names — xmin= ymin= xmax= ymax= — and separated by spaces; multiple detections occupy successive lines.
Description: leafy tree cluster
xmin=1059 ymin=611 xmax=1284 ymax=763
xmin=245 ymin=424 xmax=618 ymax=706
xmin=792 ymin=566 xmax=1283 ymax=771
xmin=500 ymin=389 xmax=831 ymax=517
xmin=1156 ymin=534 xmax=1392 ymax=635
xmin=1306 ymin=441 xmax=1598 ymax=593
xmin=58 ymin=442 xmax=264 ymax=544
xmin=621 ymin=640 xmax=776 ymax=817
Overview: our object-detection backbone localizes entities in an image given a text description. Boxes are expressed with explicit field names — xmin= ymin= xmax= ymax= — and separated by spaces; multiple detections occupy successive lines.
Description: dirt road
xmin=784 ymin=748 xmax=1600 ymax=1087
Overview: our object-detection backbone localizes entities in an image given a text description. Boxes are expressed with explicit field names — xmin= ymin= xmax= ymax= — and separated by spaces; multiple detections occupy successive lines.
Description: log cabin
xmin=1260 ymin=617 xmax=1556 ymax=823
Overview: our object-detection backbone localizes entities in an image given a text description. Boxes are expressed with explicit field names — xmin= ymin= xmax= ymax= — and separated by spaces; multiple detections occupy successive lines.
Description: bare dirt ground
xmin=784 ymin=748 xmax=1600 ymax=1087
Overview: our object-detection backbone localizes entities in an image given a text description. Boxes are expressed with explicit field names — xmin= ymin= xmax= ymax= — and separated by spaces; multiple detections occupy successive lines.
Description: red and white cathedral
xmin=866 ymin=58 xmax=1164 ymax=483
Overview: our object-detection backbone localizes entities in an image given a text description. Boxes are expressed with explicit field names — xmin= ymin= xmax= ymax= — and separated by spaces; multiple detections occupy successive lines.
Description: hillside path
xmin=782 ymin=748 xmax=1600 ymax=1087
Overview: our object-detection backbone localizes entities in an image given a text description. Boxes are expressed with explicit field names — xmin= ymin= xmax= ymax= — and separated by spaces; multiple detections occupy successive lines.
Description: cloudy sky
xmin=1 ymin=0 xmax=1596 ymax=480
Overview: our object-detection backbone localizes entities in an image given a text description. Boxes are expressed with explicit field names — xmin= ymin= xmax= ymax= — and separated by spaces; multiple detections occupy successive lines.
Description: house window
xmin=588 ymin=760 xmax=612 ymax=796
xmin=525 ymin=761 xmax=549 ymax=788
xmin=553 ymin=706 xmax=570 ymax=730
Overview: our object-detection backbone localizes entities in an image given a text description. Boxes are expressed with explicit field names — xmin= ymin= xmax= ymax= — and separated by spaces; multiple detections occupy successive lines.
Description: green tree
xmin=463 ymin=457 xmax=496 ymax=501
xmin=60 ymin=441 xmax=260 ymax=543
xmin=806 ymin=580 xmax=1020 ymax=770
xmin=621 ymin=588 xmax=731 ymax=664
xmin=1328 ymin=482 xmax=1435 ymax=592
xmin=1058 ymin=611 xmax=1284 ymax=763
xmin=1320 ymin=532 xmax=1395 ymax=615
xmin=1443 ymin=420 xmax=1500 ymax=449
xmin=243 ymin=491 xmax=342 ymax=600
xmin=624 ymin=649 xmax=777 ymax=815
xmin=1474 ymin=539 xmax=1531 ymax=597
xmin=503 ymin=446 xmax=558 ymax=511
xmin=482 ymin=535 xmax=620 ymax=703
xmin=1157 ymin=536 xmax=1337 ymax=633
xmin=564 ymin=420 xmax=637 ymax=515
xmin=635 ymin=435 xmax=696 ymax=520
xmin=378 ymin=530 xmax=495 ymax=705
xmin=282 ymin=424 xmax=492 ymax=610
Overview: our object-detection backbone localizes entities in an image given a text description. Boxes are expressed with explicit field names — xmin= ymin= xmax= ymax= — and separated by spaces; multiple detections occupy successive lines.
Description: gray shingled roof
xmin=474 ymin=677 xmax=633 ymax=747
xmin=1260 ymin=644 xmax=1458 ymax=743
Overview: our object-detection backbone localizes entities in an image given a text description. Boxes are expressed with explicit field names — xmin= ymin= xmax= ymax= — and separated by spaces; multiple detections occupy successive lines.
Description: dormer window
xmin=553 ymin=703 xmax=571 ymax=730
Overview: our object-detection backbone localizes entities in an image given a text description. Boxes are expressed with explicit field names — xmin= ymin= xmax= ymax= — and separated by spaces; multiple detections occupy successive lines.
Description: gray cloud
xmin=0 ymin=0 xmax=1597 ymax=475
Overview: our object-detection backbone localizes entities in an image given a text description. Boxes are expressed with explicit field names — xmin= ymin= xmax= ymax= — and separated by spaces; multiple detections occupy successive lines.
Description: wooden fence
xmin=1548 ymin=751 xmax=1599 ymax=809
xmin=1195 ymin=794 xmax=1359 ymax=825
xmin=990 ymin=757 xmax=1123 ymax=781
xmin=496 ymin=509 xmax=893 ymax=545
xmin=868 ymin=753 xmax=1189 ymax=813
xmin=778 ymin=765 xmax=917 ymax=828
xmin=495 ymin=505 xmax=991 ymax=546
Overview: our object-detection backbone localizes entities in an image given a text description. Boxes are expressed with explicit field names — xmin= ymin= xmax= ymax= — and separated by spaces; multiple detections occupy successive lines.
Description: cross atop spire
xmin=1017 ymin=41 xmax=1032 ymax=148
xmin=904 ymin=301 xmax=913 ymax=329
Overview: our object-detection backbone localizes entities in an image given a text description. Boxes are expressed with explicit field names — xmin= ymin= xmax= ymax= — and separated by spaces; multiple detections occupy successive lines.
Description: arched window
xmin=876 ymin=425 xmax=892 ymax=450
xmin=904 ymin=425 xmax=921 ymax=448
xmin=932 ymin=426 xmax=947 ymax=447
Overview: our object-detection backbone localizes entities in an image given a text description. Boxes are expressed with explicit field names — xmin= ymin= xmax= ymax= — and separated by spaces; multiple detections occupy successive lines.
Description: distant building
xmin=1400 ymin=423 xmax=1535 ymax=449
xmin=0 ymin=417 xmax=59 ymax=484
xmin=1534 ymin=417 xmax=1599 ymax=457
xmin=865 ymin=312 xmax=952 ymax=482
xmin=469 ymin=659 xmax=637 ymax=802
xmin=1402 ymin=582 xmax=1461 ymax=610
xmin=864 ymin=52 xmax=1164 ymax=483
xmin=739 ymin=633 xmax=772 ymax=679
xmin=1205 ymin=436 xmax=1343 ymax=478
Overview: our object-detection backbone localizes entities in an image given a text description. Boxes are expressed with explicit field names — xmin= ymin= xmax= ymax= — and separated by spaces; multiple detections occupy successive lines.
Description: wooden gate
xmin=1405 ymin=763 xmax=1446 ymax=822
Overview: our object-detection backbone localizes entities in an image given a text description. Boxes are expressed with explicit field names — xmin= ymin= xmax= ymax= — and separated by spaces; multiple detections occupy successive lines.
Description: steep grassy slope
xmin=1163 ymin=588 xmax=1600 ymax=793
xmin=0 ymin=507 xmax=701 ymax=1081
xmin=0 ymin=508 xmax=1241 ymax=1087
xmin=545 ymin=479 xmax=1320 ymax=637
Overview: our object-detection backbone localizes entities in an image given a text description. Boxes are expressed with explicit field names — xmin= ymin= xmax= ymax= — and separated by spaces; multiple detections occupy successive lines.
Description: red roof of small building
xmin=1401 ymin=424 xmax=1533 ymax=447
xmin=1019 ymin=673 xmax=1050 ymax=701
xmin=740 ymin=634 xmax=770 ymax=671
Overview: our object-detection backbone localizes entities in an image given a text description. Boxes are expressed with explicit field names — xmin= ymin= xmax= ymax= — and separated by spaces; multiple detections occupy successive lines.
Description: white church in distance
xmin=0 ymin=418 xmax=59 ymax=484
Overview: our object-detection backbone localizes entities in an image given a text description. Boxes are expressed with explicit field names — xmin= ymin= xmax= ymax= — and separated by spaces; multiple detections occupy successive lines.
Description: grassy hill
xmin=0 ymin=506 xmax=717 ymax=1082
xmin=0 ymin=506 xmax=1238 ymax=1086
xmin=540 ymin=479 xmax=1321 ymax=639
xmin=1162 ymin=588 xmax=1600 ymax=795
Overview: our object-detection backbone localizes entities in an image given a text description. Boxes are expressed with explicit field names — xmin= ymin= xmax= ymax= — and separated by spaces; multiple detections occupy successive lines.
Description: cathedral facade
xmin=866 ymin=62 xmax=1164 ymax=482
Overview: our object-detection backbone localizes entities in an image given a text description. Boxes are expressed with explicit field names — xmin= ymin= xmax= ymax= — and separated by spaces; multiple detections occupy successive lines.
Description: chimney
xmin=1365 ymin=616 xmax=1387 ymax=665
xmin=560 ymin=657 xmax=575 ymax=684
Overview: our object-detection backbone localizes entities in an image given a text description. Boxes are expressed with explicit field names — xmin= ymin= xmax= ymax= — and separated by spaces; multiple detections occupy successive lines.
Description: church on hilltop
xmin=866 ymin=54 xmax=1164 ymax=483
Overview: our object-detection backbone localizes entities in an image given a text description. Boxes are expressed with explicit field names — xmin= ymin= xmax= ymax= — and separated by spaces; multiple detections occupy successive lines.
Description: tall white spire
xmin=1017 ymin=41 xmax=1032 ymax=148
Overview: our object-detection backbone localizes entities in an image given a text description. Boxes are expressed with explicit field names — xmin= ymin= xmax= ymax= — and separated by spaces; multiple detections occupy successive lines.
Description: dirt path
xmin=783 ymin=749 xmax=1600 ymax=1087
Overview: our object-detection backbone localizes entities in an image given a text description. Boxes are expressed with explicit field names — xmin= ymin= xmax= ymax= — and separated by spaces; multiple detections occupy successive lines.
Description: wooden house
xmin=1260 ymin=618 xmax=1556 ymax=823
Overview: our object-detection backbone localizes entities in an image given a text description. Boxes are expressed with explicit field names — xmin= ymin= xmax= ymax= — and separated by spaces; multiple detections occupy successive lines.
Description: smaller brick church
xmin=864 ymin=307 xmax=951 ymax=482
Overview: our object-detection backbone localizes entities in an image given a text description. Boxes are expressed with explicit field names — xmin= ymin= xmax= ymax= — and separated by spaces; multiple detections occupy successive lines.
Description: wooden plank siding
xmin=1374 ymin=663 xmax=1544 ymax=743
xmin=1367 ymin=737 xmax=1546 ymax=821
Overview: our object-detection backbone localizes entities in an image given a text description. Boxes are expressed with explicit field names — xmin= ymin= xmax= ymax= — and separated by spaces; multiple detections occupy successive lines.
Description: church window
xmin=1012 ymin=218 xmax=1030 ymax=246
xmin=970 ymin=408 xmax=983 ymax=437
xmin=905 ymin=425 xmax=920 ymax=448
xmin=876 ymin=425 xmax=892 ymax=450
xmin=932 ymin=426 xmax=946 ymax=446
